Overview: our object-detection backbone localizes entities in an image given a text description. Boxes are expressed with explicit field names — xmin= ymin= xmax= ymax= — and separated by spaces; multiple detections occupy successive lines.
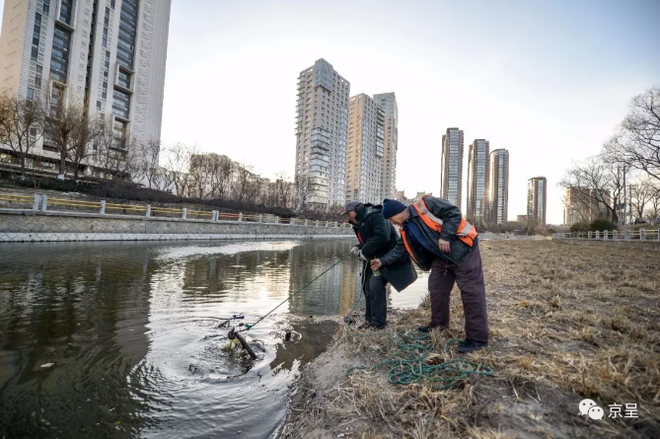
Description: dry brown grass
xmin=280 ymin=240 xmax=660 ymax=439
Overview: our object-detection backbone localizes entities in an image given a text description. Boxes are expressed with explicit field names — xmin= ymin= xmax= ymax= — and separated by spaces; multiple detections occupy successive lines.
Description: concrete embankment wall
xmin=0 ymin=210 xmax=353 ymax=242
xmin=553 ymin=237 xmax=660 ymax=252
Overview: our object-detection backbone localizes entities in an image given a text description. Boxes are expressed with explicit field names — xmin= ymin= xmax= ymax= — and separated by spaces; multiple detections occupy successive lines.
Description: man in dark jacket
xmin=343 ymin=201 xmax=417 ymax=329
xmin=381 ymin=196 xmax=488 ymax=353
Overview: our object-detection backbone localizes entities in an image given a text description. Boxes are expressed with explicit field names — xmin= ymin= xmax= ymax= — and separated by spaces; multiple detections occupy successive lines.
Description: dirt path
xmin=279 ymin=240 xmax=660 ymax=439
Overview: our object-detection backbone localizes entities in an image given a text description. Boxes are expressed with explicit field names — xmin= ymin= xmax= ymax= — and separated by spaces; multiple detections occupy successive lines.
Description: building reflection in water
xmin=1 ymin=238 xmax=417 ymax=438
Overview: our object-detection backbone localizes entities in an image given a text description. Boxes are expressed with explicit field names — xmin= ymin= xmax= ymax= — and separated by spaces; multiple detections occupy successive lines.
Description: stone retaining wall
xmin=0 ymin=209 xmax=353 ymax=242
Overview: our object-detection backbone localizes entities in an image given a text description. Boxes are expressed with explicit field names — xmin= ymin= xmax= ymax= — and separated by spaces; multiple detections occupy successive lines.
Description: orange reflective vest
xmin=401 ymin=197 xmax=478 ymax=264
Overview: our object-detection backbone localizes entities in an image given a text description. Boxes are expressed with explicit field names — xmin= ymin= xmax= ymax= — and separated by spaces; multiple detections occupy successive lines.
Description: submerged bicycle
xmin=219 ymin=314 xmax=257 ymax=359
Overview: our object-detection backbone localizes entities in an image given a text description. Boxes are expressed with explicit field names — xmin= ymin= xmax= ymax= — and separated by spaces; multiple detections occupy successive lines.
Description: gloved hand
xmin=350 ymin=245 xmax=361 ymax=256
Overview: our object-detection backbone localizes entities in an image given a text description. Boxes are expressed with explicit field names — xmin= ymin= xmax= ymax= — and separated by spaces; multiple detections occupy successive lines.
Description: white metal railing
xmin=0 ymin=193 xmax=352 ymax=229
xmin=554 ymin=229 xmax=660 ymax=241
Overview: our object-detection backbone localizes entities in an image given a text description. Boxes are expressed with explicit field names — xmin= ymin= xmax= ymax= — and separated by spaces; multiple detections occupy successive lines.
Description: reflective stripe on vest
xmin=412 ymin=196 xmax=478 ymax=247
xmin=400 ymin=230 xmax=418 ymax=264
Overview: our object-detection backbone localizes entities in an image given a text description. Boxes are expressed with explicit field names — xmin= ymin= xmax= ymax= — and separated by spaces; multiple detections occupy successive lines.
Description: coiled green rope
xmin=345 ymin=262 xmax=494 ymax=390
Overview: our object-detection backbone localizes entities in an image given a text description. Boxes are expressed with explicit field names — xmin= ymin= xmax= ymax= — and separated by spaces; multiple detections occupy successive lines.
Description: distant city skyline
xmin=3 ymin=0 xmax=657 ymax=223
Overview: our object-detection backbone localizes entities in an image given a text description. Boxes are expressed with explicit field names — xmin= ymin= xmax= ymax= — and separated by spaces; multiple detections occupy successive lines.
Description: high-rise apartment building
xmin=346 ymin=93 xmax=383 ymax=203
xmin=0 ymin=0 xmax=172 ymax=177
xmin=527 ymin=177 xmax=547 ymax=226
xmin=466 ymin=139 xmax=489 ymax=224
xmin=294 ymin=59 xmax=350 ymax=208
xmin=440 ymin=128 xmax=464 ymax=209
xmin=374 ymin=92 xmax=397 ymax=202
xmin=487 ymin=149 xmax=509 ymax=224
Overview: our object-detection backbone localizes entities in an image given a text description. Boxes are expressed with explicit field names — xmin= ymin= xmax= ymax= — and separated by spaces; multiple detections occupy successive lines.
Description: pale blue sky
xmin=2 ymin=0 xmax=658 ymax=223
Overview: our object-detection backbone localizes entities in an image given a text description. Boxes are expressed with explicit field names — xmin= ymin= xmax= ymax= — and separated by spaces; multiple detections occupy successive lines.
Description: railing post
xmin=603 ymin=230 xmax=608 ymax=240
xmin=100 ymin=200 xmax=106 ymax=215
xmin=305 ymin=219 xmax=308 ymax=226
xmin=145 ymin=204 xmax=151 ymax=217
xmin=290 ymin=217 xmax=295 ymax=225
xmin=587 ymin=231 xmax=592 ymax=239
xmin=335 ymin=221 xmax=338 ymax=227
xmin=275 ymin=216 xmax=279 ymax=224
xmin=182 ymin=208 xmax=187 ymax=220
xmin=315 ymin=220 xmax=319 ymax=227
xmin=595 ymin=231 xmax=600 ymax=239
xmin=613 ymin=230 xmax=618 ymax=240
xmin=657 ymin=228 xmax=660 ymax=241
xmin=212 ymin=210 xmax=218 ymax=222
xmin=33 ymin=194 xmax=40 ymax=211
xmin=325 ymin=221 xmax=329 ymax=227
xmin=640 ymin=229 xmax=645 ymax=240
xmin=238 ymin=212 xmax=243 ymax=222
xmin=258 ymin=214 xmax=263 ymax=223
xmin=624 ymin=229 xmax=630 ymax=240
xmin=41 ymin=194 xmax=48 ymax=212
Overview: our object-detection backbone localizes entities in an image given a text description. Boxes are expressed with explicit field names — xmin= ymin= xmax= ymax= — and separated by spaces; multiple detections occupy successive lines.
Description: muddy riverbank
xmin=280 ymin=240 xmax=660 ymax=439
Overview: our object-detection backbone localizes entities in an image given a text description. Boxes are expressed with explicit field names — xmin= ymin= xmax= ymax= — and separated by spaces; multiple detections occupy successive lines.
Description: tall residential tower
xmin=487 ymin=149 xmax=509 ymax=224
xmin=294 ymin=59 xmax=350 ymax=208
xmin=0 ymin=0 xmax=172 ymax=176
xmin=345 ymin=93 xmax=383 ymax=203
xmin=527 ymin=177 xmax=547 ymax=226
xmin=374 ymin=92 xmax=397 ymax=202
xmin=440 ymin=128 xmax=464 ymax=209
xmin=466 ymin=139 xmax=489 ymax=224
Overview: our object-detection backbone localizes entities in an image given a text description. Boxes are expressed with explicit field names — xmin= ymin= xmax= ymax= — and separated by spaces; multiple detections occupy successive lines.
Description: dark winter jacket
xmin=402 ymin=196 xmax=477 ymax=270
xmin=352 ymin=204 xmax=417 ymax=292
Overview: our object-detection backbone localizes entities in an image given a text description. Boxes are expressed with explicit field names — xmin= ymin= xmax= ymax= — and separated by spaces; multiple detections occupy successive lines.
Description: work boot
xmin=457 ymin=339 xmax=488 ymax=353
xmin=369 ymin=322 xmax=387 ymax=330
xmin=417 ymin=323 xmax=447 ymax=333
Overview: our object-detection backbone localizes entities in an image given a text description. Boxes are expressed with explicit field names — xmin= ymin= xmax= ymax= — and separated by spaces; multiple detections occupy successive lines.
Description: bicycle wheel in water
xmin=234 ymin=331 xmax=257 ymax=359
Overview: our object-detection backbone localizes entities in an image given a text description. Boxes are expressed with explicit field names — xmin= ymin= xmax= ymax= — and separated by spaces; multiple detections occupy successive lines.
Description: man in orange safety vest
xmin=380 ymin=196 xmax=488 ymax=353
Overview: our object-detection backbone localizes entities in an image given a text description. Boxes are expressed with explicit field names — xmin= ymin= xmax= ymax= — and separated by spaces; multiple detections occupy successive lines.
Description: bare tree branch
xmin=0 ymin=94 xmax=44 ymax=179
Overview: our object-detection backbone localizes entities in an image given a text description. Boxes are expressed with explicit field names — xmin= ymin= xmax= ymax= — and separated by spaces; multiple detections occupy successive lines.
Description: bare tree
xmin=188 ymin=153 xmax=212 ymax=198
xmin=604 ymin=87 xmax=660 ymax=181
xmin=43 ymin=95 xmax=99 ymax=180
xmin=232 ymin=164 xmax=260 ymax=203
xmin=0 ymin=94 xmax=44 ymax=179
xmin=644 ymin=180 xmax=660 ymax=221
xmin=162 ymin=143 xmax=194 ymax=196
xmin=560 ymin=156 xmax=623 ymax=223
xmin=270 ymin=173 xmax=293 ymax=208
xmin=207 ymin=154 xmax=234 ymax=199
xmin=629 ymin=180 xmax=655 ymax=220
xmin=92 ymin=117 xmax=133 ymax=180
xmin=294 ymin=173 xmax=313 ymax=212
xmin=129 ymin=139 xmax=163 ymax=189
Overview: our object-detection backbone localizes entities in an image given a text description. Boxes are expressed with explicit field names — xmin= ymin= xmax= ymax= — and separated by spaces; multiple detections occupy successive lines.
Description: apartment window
xmin=27 ymin=88 xmax=35 ymax=101
xmin=117 ymin=69 xmax=131 ymax=89
xmin=96 ymin=100 xmax=102 ymax=110
xmin=112 ymin=88 xmax=130 ymax=118
xmin=113 ymin=119 xmax=128 ymax=149
xmin=43 ymin=0 xmax=50 ymax=15
xmin=31 ymin=13 xmax=42 ymax=61
xmin=102 ymin=7 xmax=110 ymax=47
xmin=59 ymin=0 xmax=73 ymax=24
xmin=50 ymin=26 xmax=71 ymax=83
xmin=116 ymin=0 xmax=138 ymax=70
xmin=49 ymin=84 xmax=64 ymax=117
xmin=35 ymin=65 xmax=43 ymax=88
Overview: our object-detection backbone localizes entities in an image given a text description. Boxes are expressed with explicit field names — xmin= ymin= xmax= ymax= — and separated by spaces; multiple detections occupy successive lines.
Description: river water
xmin=0 ymin=239 xmax=429 ymax=439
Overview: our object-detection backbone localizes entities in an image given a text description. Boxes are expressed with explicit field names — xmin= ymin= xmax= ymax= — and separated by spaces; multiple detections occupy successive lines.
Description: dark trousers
xmin=427 ymin=244 xmax=489 ymax=343
xmin=363 ymin=267 xmax=388 ymax=326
